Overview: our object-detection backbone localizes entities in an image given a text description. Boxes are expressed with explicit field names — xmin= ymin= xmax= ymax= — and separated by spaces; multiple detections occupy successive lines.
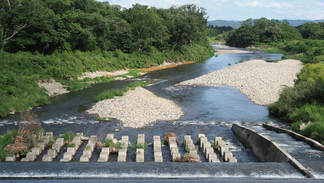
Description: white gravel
xmin=87 ymin=87 xmax=184 ymax=128
xmin=37 ymin=79 xmax=69 ymax=97
xmin=177 ymin=59 xmax=303 ymax=106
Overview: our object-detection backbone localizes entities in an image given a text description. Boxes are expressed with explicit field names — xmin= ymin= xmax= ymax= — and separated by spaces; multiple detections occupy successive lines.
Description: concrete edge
xmin=262 ymin=124 xmax=324 ymax=151
xmin=231 ymin=124 xmax=315 ymax=178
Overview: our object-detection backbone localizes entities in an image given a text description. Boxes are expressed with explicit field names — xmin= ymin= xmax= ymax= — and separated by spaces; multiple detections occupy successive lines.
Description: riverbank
xmin=215 ymin=45 xmax=253 ymax=55
xmin=87 ymin=87 xmax=184 ymax=128
xmin=177 ymin=59 xmax=303 ymax=106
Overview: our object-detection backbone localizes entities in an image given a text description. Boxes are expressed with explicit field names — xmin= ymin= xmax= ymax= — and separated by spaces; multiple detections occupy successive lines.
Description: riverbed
xmin=0 ymin=45 xmax=323 ymax=181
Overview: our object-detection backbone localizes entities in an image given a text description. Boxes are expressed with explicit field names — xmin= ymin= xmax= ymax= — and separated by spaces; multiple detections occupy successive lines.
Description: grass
xmin=0 ymin=130 xmax=18 ymax=161
xmin=130 ymin=142 xmax=147 ymax=154
xmin=95 ymin=81 xmax=150 ymax=101
xmin=59 ymin=131 xmax=76 ymax=142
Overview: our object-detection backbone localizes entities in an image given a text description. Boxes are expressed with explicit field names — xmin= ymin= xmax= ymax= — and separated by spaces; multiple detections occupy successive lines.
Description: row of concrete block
xmin=215 ymin=136 xmax=237 ymax=163
xmin=20 ymin=132 xmax=54 ymax=162
xmin=60 ymin=134 xmax=83 ymax=162
xmin=168 ymin=137 xmax=180 ymax=162
xmin=136 ymin=134 xmax=145 ymax=162
xmin=80 ymin=135 xmax=97 ymax=162
xmin=184 ymin=135 xmax=200 ymax=161
xmin=153 ymin=136 xmax=163 ymax=162
xmin=199 ymin=134 xmax=220 ymax=162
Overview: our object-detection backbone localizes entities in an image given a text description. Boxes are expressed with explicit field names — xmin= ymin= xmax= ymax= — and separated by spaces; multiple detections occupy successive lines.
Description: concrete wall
xmin=231 ymin=124 xmax=314 ymax=178
xmin=263 ymin=124 xmax=324 ymax=151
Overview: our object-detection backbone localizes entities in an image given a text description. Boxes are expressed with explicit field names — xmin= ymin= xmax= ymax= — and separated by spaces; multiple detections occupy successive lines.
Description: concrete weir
xmin=231 ymin=124 xmax=315 ymax=178
xmin=262 ymin=124 xmax=324 ymax=151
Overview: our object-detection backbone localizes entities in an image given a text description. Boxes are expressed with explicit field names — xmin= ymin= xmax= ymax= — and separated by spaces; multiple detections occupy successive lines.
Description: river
xmin=0 ymin=45 xmax=323 ymax=182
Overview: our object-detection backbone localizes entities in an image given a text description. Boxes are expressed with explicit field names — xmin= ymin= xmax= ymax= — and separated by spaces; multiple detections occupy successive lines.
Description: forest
xmin=0 ymin=0 xmax=214 ymax=117
xmin=222 ymin=18 xmax=324 ymax=144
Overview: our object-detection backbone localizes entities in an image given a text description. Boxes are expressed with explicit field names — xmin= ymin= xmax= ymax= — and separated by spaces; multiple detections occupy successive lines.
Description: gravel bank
xmin=87 ymin=87 xmax=184 ymax=128
xmin=215 ymin=45 xmax=253 ymax=55
xmin=37 ymin=79 xmax=69 ymax=97
xmin=177 ymin=59 xmax=303 ymax=106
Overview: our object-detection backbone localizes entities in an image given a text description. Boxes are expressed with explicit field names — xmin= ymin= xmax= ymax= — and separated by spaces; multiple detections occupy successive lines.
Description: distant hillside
xmin=208 ymin=19 xmax=324 ymax=29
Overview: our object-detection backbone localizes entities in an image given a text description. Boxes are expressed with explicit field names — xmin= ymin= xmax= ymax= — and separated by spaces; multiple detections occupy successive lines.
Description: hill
xmin=208 ymin=19 xmax=324 ymax=29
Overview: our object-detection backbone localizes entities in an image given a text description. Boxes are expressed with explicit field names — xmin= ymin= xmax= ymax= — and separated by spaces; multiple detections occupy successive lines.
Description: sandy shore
xmin=37 ymin=79 xmax=69 ymax=97
xmin=177 ymin=59 xmax=303 ymax=106
xmin=87 ymin=87 xmax=184 ymax=128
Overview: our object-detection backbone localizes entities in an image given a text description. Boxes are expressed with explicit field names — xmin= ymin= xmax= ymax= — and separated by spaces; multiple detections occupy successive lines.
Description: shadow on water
xmin=1 ymin=47 xmax=323 ymax=180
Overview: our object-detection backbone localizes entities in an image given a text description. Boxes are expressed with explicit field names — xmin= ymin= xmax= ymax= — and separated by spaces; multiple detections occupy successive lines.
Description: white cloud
xmin=235 ymin=1 xmax=293 ymax=9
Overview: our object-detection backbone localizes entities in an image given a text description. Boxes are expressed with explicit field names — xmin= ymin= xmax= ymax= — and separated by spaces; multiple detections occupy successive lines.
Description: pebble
xmin=177 ymin=59 xmax=303 ymax=106
xmin=87 ymin=87 xmax=184 ymax=128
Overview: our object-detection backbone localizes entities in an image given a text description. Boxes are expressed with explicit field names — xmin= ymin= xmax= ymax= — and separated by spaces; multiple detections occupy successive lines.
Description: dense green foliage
xmin=95 ymin=81 xmax=149 ymax=101
xmin=1 ymin=0 xmax=210 ymax=54
xmin=0 ymin=130 xmax=18 ymax=161
xmin=0 ymin=0 xmax=213 ymax=117
xmin=226 ymin=18 xmax=302 ymax=48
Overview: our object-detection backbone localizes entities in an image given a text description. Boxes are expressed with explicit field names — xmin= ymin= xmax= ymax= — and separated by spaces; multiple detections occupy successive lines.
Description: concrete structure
xmin=183 ymin=135 xmax=200 ymax=162
xmin=263 ymin=124 xmax=324 ymax=151
xmin=153 ymin=136 xmax=163 ymax=162
xmin=136 ymin=134 xmax=145 ymax=162
xmin=199 ymin=135 xmax=218 ymax=163
xmin=232 ymin=124 xmax=314 ymax=178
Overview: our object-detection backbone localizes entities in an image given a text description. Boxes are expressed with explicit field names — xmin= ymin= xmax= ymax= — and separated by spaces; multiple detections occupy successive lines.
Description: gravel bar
xmin=177 ymin=59 xmax=303 ymax=106
xmin=87 ymin=87 xmax=184 ymax=128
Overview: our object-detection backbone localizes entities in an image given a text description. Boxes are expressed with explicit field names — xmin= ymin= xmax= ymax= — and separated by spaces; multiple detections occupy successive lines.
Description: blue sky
xmin=99 ymin=0 xmax=324 ymax=20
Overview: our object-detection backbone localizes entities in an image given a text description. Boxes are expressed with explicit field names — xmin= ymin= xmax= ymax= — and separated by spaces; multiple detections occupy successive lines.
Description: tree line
xmin=0 ymin=0 xmax=209 ymax=54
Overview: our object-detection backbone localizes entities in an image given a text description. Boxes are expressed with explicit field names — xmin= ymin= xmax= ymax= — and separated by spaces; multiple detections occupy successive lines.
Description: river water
xmin=0 ymin=46 xmax=323 ymax=181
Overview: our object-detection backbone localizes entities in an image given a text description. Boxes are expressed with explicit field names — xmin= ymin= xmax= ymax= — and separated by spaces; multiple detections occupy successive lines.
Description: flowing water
xmin=0 ymin=46 xmax=323 ymax=181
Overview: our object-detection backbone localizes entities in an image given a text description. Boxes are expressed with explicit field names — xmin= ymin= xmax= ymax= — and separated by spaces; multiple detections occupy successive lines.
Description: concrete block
xmin=153 ymin=136 xmax=160 ymax=141
xmin=36 ymin=141 xmax=46 ymax=150
xmin=42 ymin=155 xmax=53 ymax=162
xmin=200 ymin=137 xmax=207 ymax=148
xmin=67 ymin=147 xmax=76 ymax=155
xmin=45 ymin=132 xmax=54 ymax=140
xmin=20 ymin=158 xmax=28 ymax=162
xmin=118 ymin=149 xmax=127 ymax=156
xmin=117 ymin=155 xmax=126 ymax=162
xmin=31 ymin=134 xmax=37 ymax=145
xmin=154 ymin=156 xmax=163 ymax=162
xmin=60 ymin=159 xmax=70 ymax=162
xmin=31 ymin=147 xmax=42 ymax=156
xmin=101 ymin=147 xmax=110 ymax=154
xmin=26 ymin=152 xmax=37 ymax=161
xmin=48 ymin=149 xmax=58 ymax=158
xmin=189 ymin=150 xmax=198 ymax=156
xmin=83 ymin=150 xmax=92 ymax=158
xmin=205 ymin=147 xmax=214 ymax=159
xmin=136 ymin=149 xmax=144 ymax=162
xmin=154 ymin=145 xmax=161 ymax=152
xmin=211 ymin=158 xmax=220 ymax=163
xmin=154 ymin=151 xmax=162 ymax=157
xmin=203 ymin=142 xmax=211 ymax=154
xmin=169 ymin=143 xmax=177 ymax=150
xmin=138 ymin=134 xmax=145 ymax=144
xmin=172 ymin=152 xmax=181 ymax=162
xmin=122 ymin=136 xmax=129 ymax=142
xmin=224 ymin=152 xmax=233 ymax=162
xmin=106 ymin=134 xmax=114 ymax=140
xmin=170 ymin=147 xmax=179 ymax=156
xmin=56 ymin=138 xmax=65 ymax=146
xmin=184 ymin=135 xmax=191 ymax=141
xmin=215 ymin=137 xmax=222 ymax=144
xmin=90 ymin=135 xmax=97 ymax=142
xmin=98 ymin=155 xmax=109 ymax=162
xmin=43 ymin=136 xmax=50 ymax=144
xmin=76 ymin=133 xmax=83 ymax=137
xmin=51 ymin=143 xmax=61 ymax=152
xmin=220 ymin=145 xmax=229 ymax=156
xmin=229 ymin=157 xmax=237 ymax=163
xmin=5 ymin=156 xmax=16 ymax=162
xmin=169 ymin=137 xmax=177 ymax=143
xmin=62 ymin=152 xmax=73 ymax=161
xmin=186 ymin=144 xmax=195 ymax=150
xmin=208 ymin=153 xmax=218 ymax=162
xmin=80 ymin=155 xmax=90 ymax=162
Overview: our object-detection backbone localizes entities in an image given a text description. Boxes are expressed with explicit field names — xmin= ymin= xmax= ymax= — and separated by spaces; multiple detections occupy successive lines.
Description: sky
xmin=100 ymin=0 xmax=324 ymax=21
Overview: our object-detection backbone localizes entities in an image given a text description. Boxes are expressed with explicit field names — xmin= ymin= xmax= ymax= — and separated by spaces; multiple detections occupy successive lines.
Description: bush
xmin=301 ymin=122 xmax=324 ymax=144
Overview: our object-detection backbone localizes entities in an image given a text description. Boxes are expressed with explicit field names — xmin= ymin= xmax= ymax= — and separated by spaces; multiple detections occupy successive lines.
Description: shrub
xmin=60 ymin=131 xmax=76 ymax=142
xmin=301 ymin=122 xmax=324 ymax=144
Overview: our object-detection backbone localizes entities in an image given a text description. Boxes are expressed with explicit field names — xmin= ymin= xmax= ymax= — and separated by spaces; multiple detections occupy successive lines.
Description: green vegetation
xmin=130 ymin=142 xmax=147 ymax=154
xmin=95 ymin=81 xmax=150 ymax=101
xmin=0 ymin=130 xmax=18 ymax=161
xmin=0 ymin=1 xmax=213 ymax=117
xmin=59 ymin=131 xmax=76 ymax=142
xmin=224 ymin=18 xmax=324 ymax=144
